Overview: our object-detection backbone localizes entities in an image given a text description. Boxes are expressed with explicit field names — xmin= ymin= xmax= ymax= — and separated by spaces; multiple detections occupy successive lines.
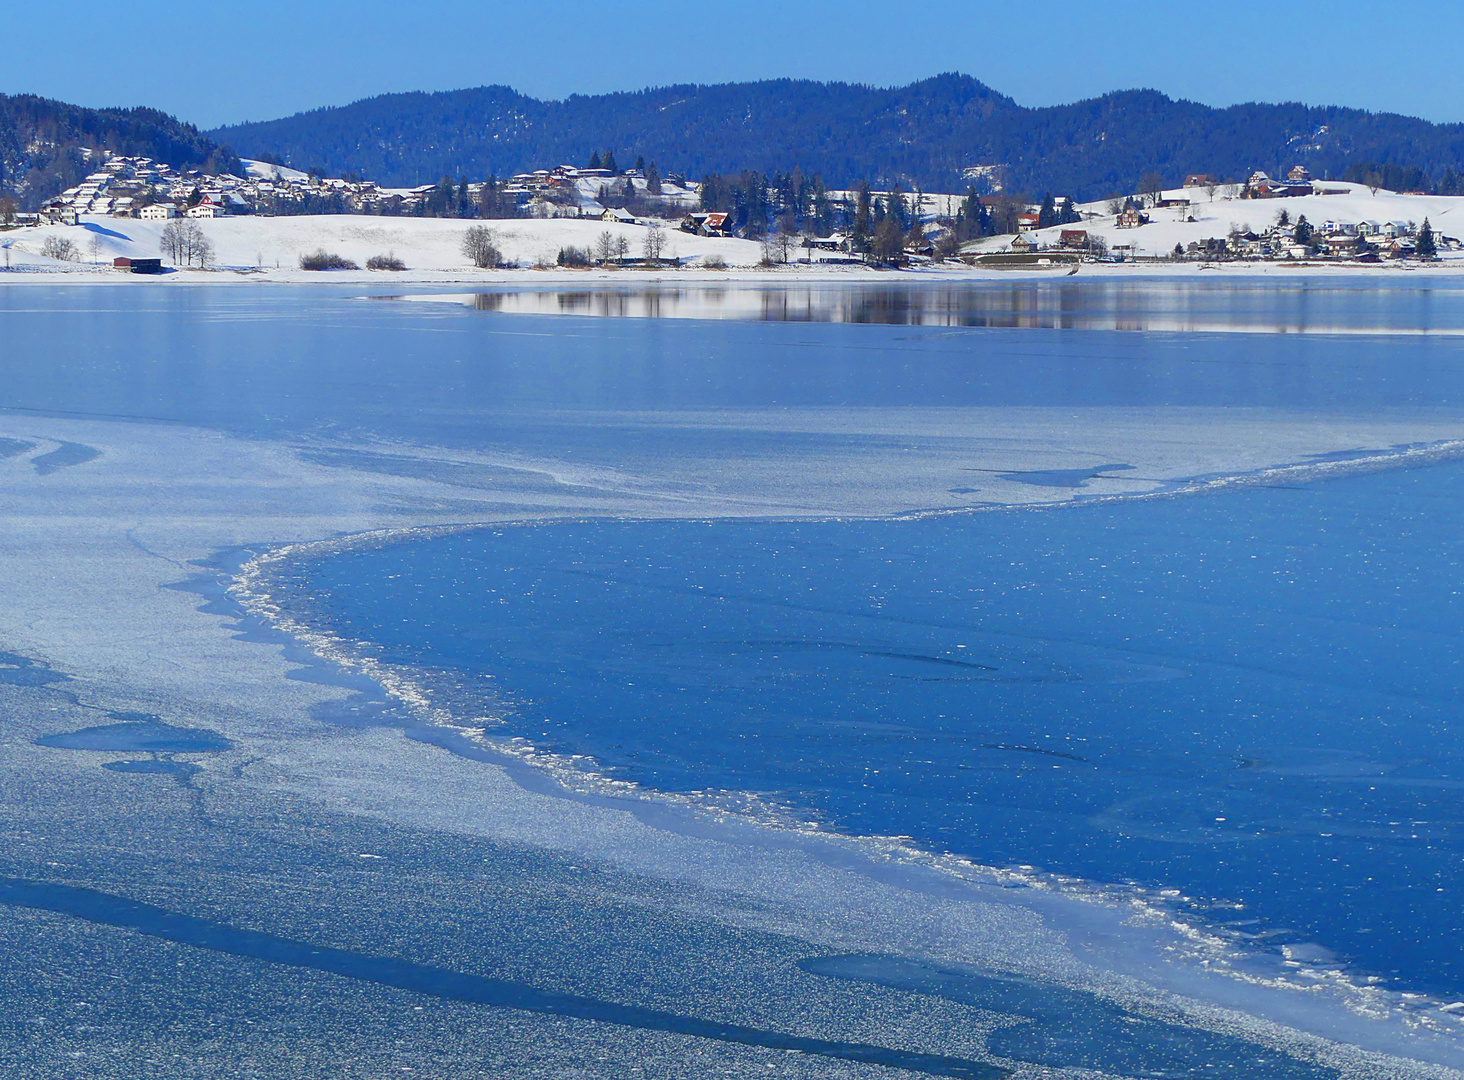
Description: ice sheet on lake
xmin=2 ymin=402 xmax=1464 ymax=1076
xmin=6 ymin=273 xmax=1464 ymax=1074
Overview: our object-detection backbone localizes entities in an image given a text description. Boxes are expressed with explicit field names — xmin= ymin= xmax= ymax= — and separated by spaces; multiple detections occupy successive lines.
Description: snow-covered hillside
xmin=0 ymin=214 xmax=766 ymax=278
xmin=10 ymin=184 xmax=1464 ymax=284
xmin=241 ymin=158 xmax=310 ymax=183
xmin=986 ymin=182 xmax=1464 ymax=260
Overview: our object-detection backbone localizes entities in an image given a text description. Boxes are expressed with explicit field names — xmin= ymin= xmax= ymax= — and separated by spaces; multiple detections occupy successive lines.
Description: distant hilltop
xmin=10 ymin=75 xmax=1464 ymax=217
xmin=24 ymin=156 xmax=705 ymax=226
xmin=0 ymin=93 xmax=238 ymax=212
xmin=208 ymin=74 xmax=1464 ymax=200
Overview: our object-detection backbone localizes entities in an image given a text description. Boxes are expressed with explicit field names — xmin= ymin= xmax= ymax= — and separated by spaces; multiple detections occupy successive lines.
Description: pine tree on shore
xmin=1037 ymin=192 xmax=1057 ymax=229
xmin=1418 ymin=218 xmax=1437 ymax=259
xmin=852 ymin=181 xmax=873 ymax=252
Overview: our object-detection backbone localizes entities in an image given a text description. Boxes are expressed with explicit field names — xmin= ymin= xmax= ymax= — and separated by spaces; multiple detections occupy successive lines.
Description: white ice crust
xmin=3 ymin=361 xmax=1464 ymax=1074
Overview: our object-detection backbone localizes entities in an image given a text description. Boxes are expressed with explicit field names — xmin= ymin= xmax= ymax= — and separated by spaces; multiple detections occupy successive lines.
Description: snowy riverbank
xmin=4 ymin=210 xmax=1464 ymax=286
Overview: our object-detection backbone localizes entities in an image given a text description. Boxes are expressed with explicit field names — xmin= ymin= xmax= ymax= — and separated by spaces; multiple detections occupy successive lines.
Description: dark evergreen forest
xmin=9 ymin=76 xmax=1464 ymax=215
xmin=0 ymin=94 xmax=238 ymax=209
xmin=209 ymin=74 xmax=1464 ymax=199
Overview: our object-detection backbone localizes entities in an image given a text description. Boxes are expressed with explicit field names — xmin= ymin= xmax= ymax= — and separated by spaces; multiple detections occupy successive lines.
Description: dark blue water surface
xmin=298 ymin=458 xmax=1464 ymax=997
xmin=8 ymin=279 xmax=1464 ymax=1023
xmin=6 ymin=283 xmax=1464 ymax=445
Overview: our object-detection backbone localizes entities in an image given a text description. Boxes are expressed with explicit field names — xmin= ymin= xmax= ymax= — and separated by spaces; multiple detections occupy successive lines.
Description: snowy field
xmin=996 ymin=181 xmax=1464 ymax=261
xmin=5 ymin=185 xmax=1464 ymax=287
xmin=0 ymin=213 xmax=768 ymax=281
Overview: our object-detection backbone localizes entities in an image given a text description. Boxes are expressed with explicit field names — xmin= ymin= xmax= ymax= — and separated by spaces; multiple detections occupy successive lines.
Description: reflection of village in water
xmin=451 ymin=280 xmax=1464 ymax=334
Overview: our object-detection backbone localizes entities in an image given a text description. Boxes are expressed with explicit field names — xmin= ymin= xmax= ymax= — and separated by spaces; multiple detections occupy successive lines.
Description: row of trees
xmin=1338 ymin=162 xmax=1464 ymax=195
xmin=463 ymin=223 xmax=675 ymax=270
xmin=584 ymin=151 xmax=663 ymax=185
xmin=393 ymin=154 xmax=682 ymax=223
xmin=160 ymin=219 xmax=214 ymax=267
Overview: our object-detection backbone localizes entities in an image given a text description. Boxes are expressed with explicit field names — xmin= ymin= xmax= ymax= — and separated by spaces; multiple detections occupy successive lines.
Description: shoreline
xmin=221 ymin=440 xmax=1464 ymax=1074
xmin=5 ymin=286 xmax=1464 ymax=1075
xmin=7 ymin=260 xmax=1464 ymax=287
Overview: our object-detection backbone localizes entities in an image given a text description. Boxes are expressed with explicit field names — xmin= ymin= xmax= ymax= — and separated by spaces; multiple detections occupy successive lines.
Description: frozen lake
xmin=4 ymin=279 xmax=1464 ymax=1078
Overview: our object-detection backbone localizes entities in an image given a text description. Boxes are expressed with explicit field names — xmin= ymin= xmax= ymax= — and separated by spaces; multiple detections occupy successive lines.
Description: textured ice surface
xmin=284 ymin=459 xmax=1464 ymax=1021
xmin=2 ymin=283 xmax=1464 ymax=1076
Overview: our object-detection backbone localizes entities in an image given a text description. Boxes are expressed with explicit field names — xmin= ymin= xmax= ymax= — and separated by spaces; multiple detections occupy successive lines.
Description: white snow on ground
xmin=240 ymin=157 xmax=310 ymax=183
xmin=8 ymin=184 xmax=1464 ymax=287
xmin=0 ymin=214 xmax=766 ymax=279
xmin=986 ymin=183 xmax=1464 ymax=261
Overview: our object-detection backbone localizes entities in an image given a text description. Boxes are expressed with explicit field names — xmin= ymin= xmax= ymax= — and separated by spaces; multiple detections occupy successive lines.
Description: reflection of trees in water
xmin=456 ymin=282 xmax=1261 ymax=330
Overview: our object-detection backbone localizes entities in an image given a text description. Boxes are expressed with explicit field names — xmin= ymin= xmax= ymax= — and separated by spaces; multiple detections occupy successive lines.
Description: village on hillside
xmin=3 ymin=146 xmax=1464 ymax=272
xmin=12 ymin=153 xmax=702 ymax=227
xmin=989 ymin=167 xmax=1463 ymax=265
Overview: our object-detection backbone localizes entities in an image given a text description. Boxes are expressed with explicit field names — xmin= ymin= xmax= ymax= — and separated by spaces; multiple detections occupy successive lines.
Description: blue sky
xmin=7 ymin=0 xmax=1461 ymax=130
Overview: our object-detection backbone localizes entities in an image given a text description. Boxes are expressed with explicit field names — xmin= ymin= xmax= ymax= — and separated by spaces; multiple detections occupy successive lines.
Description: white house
xmin=140 ymin=204 xmax=177 ymax=220
xmin=600 ymin=207 xmax=636 ymax=225
xmin=186 ymin=204 xmax=221 ymax=219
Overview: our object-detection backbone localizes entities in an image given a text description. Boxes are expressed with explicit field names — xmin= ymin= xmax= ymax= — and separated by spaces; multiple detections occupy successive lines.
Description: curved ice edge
xmin=226 ymin=438 xmax=1464 ymax=1075
xmin=889 ymin=437 xmax=1464 ymax=523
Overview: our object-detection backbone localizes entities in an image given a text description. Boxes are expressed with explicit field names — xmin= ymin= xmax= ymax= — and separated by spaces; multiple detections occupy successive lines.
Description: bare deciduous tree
xmin=779 ymin=229 xmax=800 ymax=264
xmin=88 ymin=233 xmax=103 ymax=264
xmin=0 ymin=197 xmax=16 ymax=225
xmin=188 ymin=223 xmax=214 ymax=268
xmin=461 ymin=225 xmax=502 ymax=268
xmin=594 ymin=231 xmax=619 ymax=265
xmin=642 ymin=223 xmax=667 ymax=264
xmin=160 ymin=220 xmax=186 ymax=264
xmin=160 ymin=220 xmax=214 ymax=267
xmin=933 ymin=229 xmax=962 ymax=261
xmin=1138 ymin=172 xmax=1166 ymax=208
xmin=41 ymin=234 xmax=78 ymax=261
xmin=1205 ymin=181 xmax=1219 ymax=202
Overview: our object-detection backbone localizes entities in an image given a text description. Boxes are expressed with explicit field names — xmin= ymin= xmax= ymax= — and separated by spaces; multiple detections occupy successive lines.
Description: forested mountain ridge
xmin=0 ymin=94 xmax=239 ymax=209
xmin=209 ymin=74 xmax=1464 ymax=198
xmin=212 ymin=75 xmax=1016 ymax=191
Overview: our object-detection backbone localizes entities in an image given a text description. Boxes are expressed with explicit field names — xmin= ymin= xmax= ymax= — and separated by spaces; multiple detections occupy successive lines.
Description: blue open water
xmin=296 ymin=456 xmax=1464 ymax=998
xmin=8 ymin=281 xmax=1464 ymax=1067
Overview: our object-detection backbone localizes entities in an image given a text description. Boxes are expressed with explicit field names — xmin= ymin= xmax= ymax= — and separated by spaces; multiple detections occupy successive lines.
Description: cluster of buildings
xmin=34 ymin=155 xmax=702 ymax=225
xmin=994 ymin=164 xmax=1461 ymax=263
xmin=37 ymin=155 xmax=377 ymax=223
xmin=37 ymin=155 xmax=208 ymax=223
xmin=26 ymin=151 xmax=1460 ymax=268
xmin=1198 ymin=217 xmax=1453 ymax=261
xmin=496 ymin=164 xmax=696 ymax=213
